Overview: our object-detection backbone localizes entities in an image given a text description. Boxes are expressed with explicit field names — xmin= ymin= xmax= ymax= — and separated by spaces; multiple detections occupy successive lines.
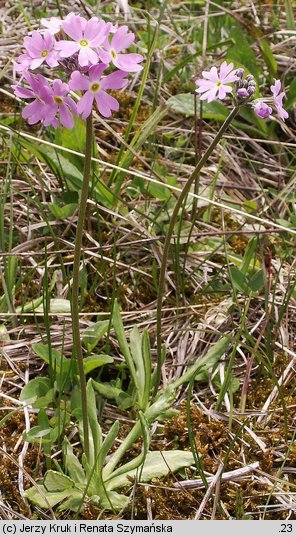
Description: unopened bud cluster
xmin=235 ymin=69 xmax=256 ymax=99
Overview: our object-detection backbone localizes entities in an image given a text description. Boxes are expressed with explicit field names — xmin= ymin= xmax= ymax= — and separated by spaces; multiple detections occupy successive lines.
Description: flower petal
xmin=30 ymin=57 xmax=45 ymax=69
xmin=199 ymin=87 xmax=218 ymax=102
xmin=98 ymin=49 xmax=111 ymax=64
xmin=77 ymin=91 xmax=94 ymax=119
xmin=95 ymin=90 xmax=119 ymax=117
xmin=69 ymin=71 xmax=89 ymax=91
xmin=100 ymin=70 xmax=128 ymax=90
xmin=219 ymin=61 xmax=234 ymax=80
xmin=111 ymin=26 xmax=135 ymax=52
xmin=55 ymin=40 xmax=79 ymax=58
xmin=89 ymin=63 xmax=107 ymax=81
xmin=114 ymin=53 xmax=143 ymax=72
xmin=195 ymin=80 xmax=215 ymax=91
xmin=62 ymin=15 xmax=84 ymax=41
xmin=59 ymin=104 xmax=74 ymax=128
xmin=271 ymin=79 xmax=281 ymax=98
xmin=202 ymin=66 xmax=219 ymax=82
xmin=78 ymin=46 xmax=98 ymax=66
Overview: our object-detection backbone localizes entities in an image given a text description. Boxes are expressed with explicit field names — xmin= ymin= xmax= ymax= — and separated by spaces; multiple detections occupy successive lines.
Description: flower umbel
xmin=195 ymin=61 xmax=238 ymax=103
xmin=13 ymin=12 xmax=143 ymax=127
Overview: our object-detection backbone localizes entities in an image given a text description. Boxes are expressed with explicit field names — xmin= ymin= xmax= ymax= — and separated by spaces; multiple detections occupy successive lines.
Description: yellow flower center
xmin=41 ymin=50 xmax=48 ymax=58
xmin=90 ymin=82 xmax=101 ymax=93
xmin=216 ymin=81 xmax=222 ymax=87
xmin=54 ymin=96 xmax=64 ymax=105
xmin=79 ymin=39 xmax=89 ymax=48
xmin=110 ymin=49 xmax=117 ymax=59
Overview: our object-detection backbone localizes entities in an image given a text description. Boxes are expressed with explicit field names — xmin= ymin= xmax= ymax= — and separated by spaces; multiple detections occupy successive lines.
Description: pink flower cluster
xmin=13 ymin=13 xmax=143 ymax=128
xmin=195 ymin=62 xmax=288 ymax=122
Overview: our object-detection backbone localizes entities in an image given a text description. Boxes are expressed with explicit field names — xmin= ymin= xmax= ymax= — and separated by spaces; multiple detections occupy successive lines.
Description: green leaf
xmin=168 ymin=94 xmax=228 ymax=120
xmin=44 ymin=470 xmax=75 ymax=492
xmin=23 ymin=425 xmax=51 ymax=442
xmin=24 ymin=485 xmax=75 ymax=509
xmin=83 ymin=354 xmax=114 ymax=375
xmin=32 ymin=343 xmax=63 ymax=368
xmin=130 ymin=327 xmax=144 ymax=385
xmin=0 ymin=324 xmax=10 ymax=343
xmin=172 ymin=336 xmax=230 ymax=389
xmin=146 ymin=180 xmax=171 ymax=201
xmin=112 ymin=301 xmax=137 ymax=384
xmin=20 ymin=377 xmax=52 ymax=407
xmin=92 ymin=380 xmax=132 ymax=410
xmin=83 ymin=380 xmax=102 ymax=467
xmin=97 ymin=421 xmax=120 ymax=472
xmin=48 ymin=203 xmax=77 ymax=220
xmin=82 ymin=320 xmax=109 ymax=352
xmin=55 ymin=115 xmax=86 ymax=173
xmin=285 ymin=0 xmax=295 ymax=30
xmin=229 ymin=266 xmax=247 ymax=292
xmin=240 ymin=237 xmax=259 ymax=274
xmin=260 ymin=40 xmax=277 ymax=77
xmin=226 ymin=25 xmax=260 ymax=82
xmin=107 ymin=450 xmax=195 ymax=490
xmin=98 ymin=491 xmax=129 ymax=511
xmin=104 ymin=412 xmax=150 ymax=484
xmin=35 ymin=299 xmax=71 ymax=314
xmin=63 ymin=438 xmax=86 ymax=485
xmin=286 ymin=79 xmax=296 ymax=110
xmin=229 ymin=376 xmax=240 ymax=394
xmin=248 ymin=269 xmax=264 ymax=292
xmin=62 ymin=190 xmax=79 ymax=204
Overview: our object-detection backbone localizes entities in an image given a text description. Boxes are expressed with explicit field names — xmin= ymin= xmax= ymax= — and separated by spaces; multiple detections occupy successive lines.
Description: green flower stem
xmin=154 ymin=105 xmax=240 ymax=397
xmin=72 ymin=114 xmax=93 ymax=461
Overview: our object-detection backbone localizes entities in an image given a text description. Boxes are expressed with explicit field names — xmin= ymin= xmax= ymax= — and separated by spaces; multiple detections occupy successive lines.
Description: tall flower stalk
xmin=154 ymin=62 xmax=289 ymax=396
xmin=71 ymin=114 xmax=93 ymax=459
xmin=154 ymin=106 xmax=240 ymax=396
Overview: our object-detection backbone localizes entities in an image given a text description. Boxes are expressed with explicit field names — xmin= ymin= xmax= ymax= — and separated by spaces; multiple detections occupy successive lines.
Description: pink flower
xmin=253 ymin=101 xmax=272 ymax=119
xmin=43 ymin=80 xmax=78 ymax=129
xmin=12 ymin=72 xmax=52 ymax=124
xmin=55 ymin=13 xmax=108 ymax=67
xmin=99 ymin=26 xmax=143 ymax=72
xmin=195 ymin=61 xmax=238 ymax=103
xmin=40 ymin=17 xmax=63 ymax=35
xmin=271 ymin=79 xmax=288 ymax=121
xmin=16 ymin=31 xmax=59 ymax=71
xmin=13 ymin=73 xmax=77 ymax=128
xmin=69 ymin=64 xmax=128 ymax=118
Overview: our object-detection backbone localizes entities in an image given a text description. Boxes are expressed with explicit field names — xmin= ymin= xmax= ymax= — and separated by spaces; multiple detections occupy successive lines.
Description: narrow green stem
xmin=154 ymin=106 xmax=240 ymax=397
xmin=72 ymin=114 xmax=93 ymax=461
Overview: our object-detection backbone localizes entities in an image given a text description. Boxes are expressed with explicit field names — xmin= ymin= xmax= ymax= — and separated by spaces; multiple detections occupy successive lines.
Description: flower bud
xmin=237 ymin=88 xmax=249 ymax=98
xmin=235 ymin=68 xmax=245 ymax=79
xmin=247 ymin=86 xmax=256 ymax=96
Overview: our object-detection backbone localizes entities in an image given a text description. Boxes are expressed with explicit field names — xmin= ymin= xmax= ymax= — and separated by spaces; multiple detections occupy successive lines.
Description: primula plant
xmin=155 ymin=62 xmax=289 ymax=392
xmin=13 ymin=12 xmax=143 ymax=464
